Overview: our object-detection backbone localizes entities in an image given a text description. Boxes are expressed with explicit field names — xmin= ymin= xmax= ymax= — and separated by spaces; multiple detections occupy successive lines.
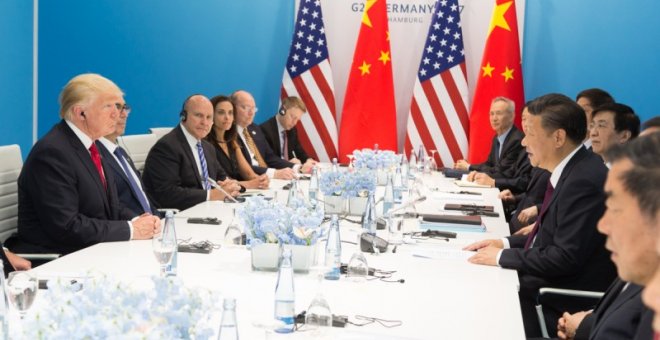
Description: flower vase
xmin=376 ymin=170 xmax=388 ymax=186
xmin=250 ymin=243 xmax=317 ymax=273
xmin=348 ymin=196 xmax=368 ymax=216
xmin=323 ymin=195 xmax=346 ymax=215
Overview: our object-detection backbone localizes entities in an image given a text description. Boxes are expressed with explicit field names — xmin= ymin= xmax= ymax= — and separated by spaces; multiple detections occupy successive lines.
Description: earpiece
xmin=278 ymin=105 xmax=286 ymax=116
xmin=81 ymin=111 xmax=86 ymax=118
xmin=180 ymin=93 xmax=204 ymax=122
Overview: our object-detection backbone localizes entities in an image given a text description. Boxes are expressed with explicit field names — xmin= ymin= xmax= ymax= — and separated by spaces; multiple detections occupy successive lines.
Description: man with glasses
xmin=11 ymin=73 xmax=161 ymax=256
xmin=97 ymin=103 xmax=160 ymax=216
xmin=231 ymin=90 xmax=312 ymax=180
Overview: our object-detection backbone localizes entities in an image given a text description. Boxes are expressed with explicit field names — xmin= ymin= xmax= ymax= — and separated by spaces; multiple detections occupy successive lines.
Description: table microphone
xmin=207 ymin=178 xmax=240 ymax=203
xmin=376 ymin=195 xmax=427 ymax=228
xmin=386 ymin=195 xmax=427 ymax=216
xmin=310 ymin=197 xmax=337 ymax=208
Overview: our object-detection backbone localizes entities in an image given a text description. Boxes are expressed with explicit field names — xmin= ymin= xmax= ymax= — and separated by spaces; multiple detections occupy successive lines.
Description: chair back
xmin=117 ymin=134 xmax=158 ymax=172
xmin=0 ymin=145 xmax=22 ymax=242
xmin=149 ymin=127 xmax=173 ymax=140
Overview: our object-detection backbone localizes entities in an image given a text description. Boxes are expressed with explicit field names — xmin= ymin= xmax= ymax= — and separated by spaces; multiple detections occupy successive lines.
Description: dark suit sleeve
xmin=573 ymin=313 xmax=594 ymax=340
xmin=22 ymin=147 xmax=130 ymax=247
xmin=142 ymin=140 xmax=206 ymax=210
xmin=252 ymin=125 xmax=294 ymax=169
xmin=494 ymin=153 xmax=532 ymax=193
xmin=469 ymin=138 xmax=497 ymax=172
xmin=499 ymin=174 xmax=606 ymax=277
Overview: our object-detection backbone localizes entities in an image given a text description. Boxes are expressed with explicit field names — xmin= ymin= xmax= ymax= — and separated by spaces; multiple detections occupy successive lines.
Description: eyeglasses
xmin=238 ymin=104 xmax=258 ymax=113
xmin=115 ymin=103 xmax=131 ymax=115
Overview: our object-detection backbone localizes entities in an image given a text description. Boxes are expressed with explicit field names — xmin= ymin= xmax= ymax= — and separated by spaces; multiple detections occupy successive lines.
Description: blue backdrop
xmin=0 ymin=0 xmax=658 ymax=158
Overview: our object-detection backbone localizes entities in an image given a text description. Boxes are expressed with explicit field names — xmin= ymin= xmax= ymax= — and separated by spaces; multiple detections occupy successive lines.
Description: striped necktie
xmin=196 ymin=141 xmax=210 ymax=190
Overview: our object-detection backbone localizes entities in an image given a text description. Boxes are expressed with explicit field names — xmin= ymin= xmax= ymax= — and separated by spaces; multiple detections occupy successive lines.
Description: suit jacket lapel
xmin=591 ymin=280 xmax=642 ymax=337
xmin=269 ymin=119 xmax=282 ymax=158
xmin=60 ymin=122 xmax=110 ymax=212
xmin=174 ymin=126 xmax=204 ymax=189
xmin=98 ymin=142 xmax=143 ymax=205
xmin=543 ymin=146 xmax=589 ymax=213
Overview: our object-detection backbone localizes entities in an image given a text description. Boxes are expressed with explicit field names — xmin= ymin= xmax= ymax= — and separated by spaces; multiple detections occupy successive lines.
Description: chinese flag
xmin=338 ymin=0 xmax=397 ymax=162
xmin=467 ymin=0 xmax=525 ymax=163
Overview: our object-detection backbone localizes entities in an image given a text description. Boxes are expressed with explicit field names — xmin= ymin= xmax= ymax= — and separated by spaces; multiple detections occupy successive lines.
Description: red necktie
xmin=89 ymin=143 xmax=107 ymax=190
xmin=524 ymin=180 xmax=554 ymax=249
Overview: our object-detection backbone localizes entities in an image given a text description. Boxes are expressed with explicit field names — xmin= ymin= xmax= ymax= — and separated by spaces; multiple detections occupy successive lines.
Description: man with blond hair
xmin=260 ymin=96 xmax=316 ymax=164
xmin=11 ymin=73 xmax=161 ymax=256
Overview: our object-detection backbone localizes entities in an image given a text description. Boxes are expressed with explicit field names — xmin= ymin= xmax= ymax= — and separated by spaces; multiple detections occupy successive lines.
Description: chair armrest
xmin=538 ymin=287 xmax=604 ymax=299
xmin=157 ymin=209 xmax=180 ymax=215
xmin=16 ymin=253 xmax=61 ymax=261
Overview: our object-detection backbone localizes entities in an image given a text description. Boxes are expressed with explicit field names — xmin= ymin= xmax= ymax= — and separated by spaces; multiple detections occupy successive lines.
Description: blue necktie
xmin=197 ymin=141 xmax=210 ymax=190
xmin=114 ymin=147 xmax=152 ymax=214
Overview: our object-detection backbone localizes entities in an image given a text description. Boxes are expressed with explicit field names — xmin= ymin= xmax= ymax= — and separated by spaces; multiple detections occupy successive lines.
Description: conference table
xmin=29 ymin=171 xmax=525 ymax=339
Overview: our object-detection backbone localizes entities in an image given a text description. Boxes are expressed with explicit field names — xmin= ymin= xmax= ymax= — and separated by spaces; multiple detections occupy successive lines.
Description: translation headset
xmin=278 ymin=104 xmax=287 ymax=116
xmin=180 ymin=93 xmax=204 ymax=122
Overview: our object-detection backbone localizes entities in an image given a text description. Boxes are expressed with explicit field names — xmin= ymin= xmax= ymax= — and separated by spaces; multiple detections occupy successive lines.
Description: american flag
xmin=404 ymin=0 xmax=469 ymax=167
xmin=281 ymin=0 xmax=338 ymax=162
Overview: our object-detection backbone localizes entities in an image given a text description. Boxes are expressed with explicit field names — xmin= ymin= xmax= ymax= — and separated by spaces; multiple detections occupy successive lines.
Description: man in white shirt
xmin=142 ymin=95 xmax=241 ymax=211
xmin=98 ymin=102 xmax=158 ymax=216
xmin=231 ymin=90 xmax=312 ymax=179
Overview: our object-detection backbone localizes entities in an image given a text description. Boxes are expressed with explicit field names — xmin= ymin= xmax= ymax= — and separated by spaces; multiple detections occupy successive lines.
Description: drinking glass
xmin=7 ymin=271 xmax=38 ymax=319
xmin=387 ymin=216 xmax=404 ymax=246
xmin=152 ymin=231 xmax=176 ymax=277
xmin=306 ymin=252 xmax=332 ymax=330
xmin=347 ymin=154 xmax=355 ymax=169
xmin=429 ymin=150 xmax=438 ymax=171
xmin=346 ymin=252 xmax=369 ymax=282
xmin=224 ymin=208 xmax=243 ymax=245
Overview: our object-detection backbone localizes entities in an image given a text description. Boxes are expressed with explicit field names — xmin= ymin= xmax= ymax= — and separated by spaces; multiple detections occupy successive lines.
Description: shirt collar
xmin=550 ymin=145 xmax=582 ymax=187
xmin=180 ymin=123 xmax=201 ymax=148
xmin=497 ymin=126 xmax=513 ymax=144
xmin=65 ymin=120 xmax=94 ymax=150
xmin=98 ymin=137 xmax=118 ymax=154
xmin=276 ymin=118 xmax=286 ymax=136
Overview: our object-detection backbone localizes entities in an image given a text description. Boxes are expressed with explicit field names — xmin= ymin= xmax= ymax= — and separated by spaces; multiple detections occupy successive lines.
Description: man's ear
xmin=554 ymin=129 xmax=567 ymax=148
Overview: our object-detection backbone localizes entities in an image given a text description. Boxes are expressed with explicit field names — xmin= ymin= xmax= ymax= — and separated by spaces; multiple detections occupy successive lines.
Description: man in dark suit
xmin=588 ymin=103 xmax=640 ymax=159
xmin=231 ymin=90 xmax=313 ymax=180
xmin=260 ymin=96 xmax=316 ymax=167
xmin=557 ymin=133 xmax=659 ymax=340
xmin=142 ymin=95 xmax=241 ymax=211
xmin=13 ymin=73 xmax=161 ymax=256
xmin=465 ymin=93 xmax=616 ymax=337
xmin=454 ymin=96 xmax=525 ymax=176
xmin=575 ymin=88 xmax=614 ymax=150
xmin=97 ymin=103 xmax=159 ymax=217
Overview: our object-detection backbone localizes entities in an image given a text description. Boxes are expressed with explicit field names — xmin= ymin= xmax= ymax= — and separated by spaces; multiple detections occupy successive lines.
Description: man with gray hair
xmin=454 ymin=96 xmax=525 ymax=177
xmin=11 ymin=73 xmax=161 ymax=256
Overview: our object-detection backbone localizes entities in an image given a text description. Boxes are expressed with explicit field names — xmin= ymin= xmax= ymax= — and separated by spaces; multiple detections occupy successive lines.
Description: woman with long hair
xmin=206 ymin=95 xmax=269 ymax=189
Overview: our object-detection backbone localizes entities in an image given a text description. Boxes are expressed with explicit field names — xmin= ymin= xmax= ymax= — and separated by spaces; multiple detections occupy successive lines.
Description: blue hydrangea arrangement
xmin=352 ymin=148 xmax=399 ymax=170
xmin=18 ymin=276 xmax=219 ymax=339
xmin=319 ymin=169 xmax=375 ymax=198
xmin=239 ymin=196 xmax=324 ymax=246
xmin=319 ymin=170 xmax=346 ymax=196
